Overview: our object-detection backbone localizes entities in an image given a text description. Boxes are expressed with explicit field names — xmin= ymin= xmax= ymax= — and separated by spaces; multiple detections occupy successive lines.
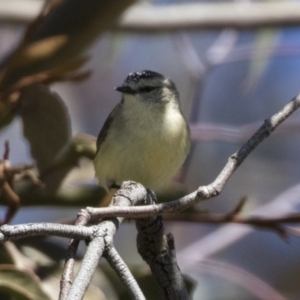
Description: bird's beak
xmin=115 ymin=86 xmax=136 ymax=95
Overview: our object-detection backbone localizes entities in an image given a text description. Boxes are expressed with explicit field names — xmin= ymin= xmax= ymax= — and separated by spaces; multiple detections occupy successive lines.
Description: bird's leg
xmin=146 ymin=189 xmax=157 ymax=205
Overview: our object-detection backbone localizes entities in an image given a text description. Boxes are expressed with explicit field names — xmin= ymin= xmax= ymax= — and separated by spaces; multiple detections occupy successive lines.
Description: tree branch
xmin=65 ymin=222 xmax=115 ymax=300
xmin=136 ymin=216 xmax=190 ymax=300
xmin=4 ymin=1 xmax=300 ymax=31
xmin=0 ymin=223 xmax=94 ymax=241
xmin=163 ymin=199 xmax=300 ymax=240
xmin=104 ymin=244 xmax=146 ymax=300
xmin=117 ymin=2 xmax=300 ymax=32
xmin=59 ymin=209 xmax=91 ymax=300
xmin=61 ymin=181 xmax=148 ymax=300
xmin=0 ymin=63 xmax=298 ymax=299
xmin=86 ymin=93 xmax=300 ymax=219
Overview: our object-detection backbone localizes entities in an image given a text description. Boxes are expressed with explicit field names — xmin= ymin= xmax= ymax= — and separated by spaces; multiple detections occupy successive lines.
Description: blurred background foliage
xmin=0 ymin=0 xmax=300 ymax=299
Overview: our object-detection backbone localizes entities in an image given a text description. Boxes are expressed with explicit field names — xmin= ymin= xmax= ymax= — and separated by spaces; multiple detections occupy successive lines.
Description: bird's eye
xmin=139 ymin=86 xmax=157 ymax=93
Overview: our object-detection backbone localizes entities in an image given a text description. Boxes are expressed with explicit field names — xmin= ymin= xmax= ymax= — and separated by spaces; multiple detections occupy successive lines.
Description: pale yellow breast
xmin=94 ymin=96 xmax=190 ymax=191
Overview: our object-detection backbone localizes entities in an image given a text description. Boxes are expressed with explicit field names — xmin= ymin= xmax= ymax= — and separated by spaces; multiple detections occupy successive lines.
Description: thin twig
xmin=177 ymin=183 xmax=300 ymax=266
xmin=59 ymin=209 xmax=91 ymax=300
xmin=104 ymin=244 xmax=146 ymax=300
xmin=163 ymin=210 xmax=300 ymax=240
xmin=1 ymin=211 xmax=298 ymax=243
xmin=59 ymin=239 xmax=79 ymax=300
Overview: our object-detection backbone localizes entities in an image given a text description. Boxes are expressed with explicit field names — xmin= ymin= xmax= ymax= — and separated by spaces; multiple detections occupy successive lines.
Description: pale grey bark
xmin=104 ymin=244 xmax=146 ymax=300
xmin=3 ymin=1 xmax=300 ymax=31
xmin=0 ymin=223 xmax=93 ymax=241
xmin=1 ymin=92 xmax=300 ymax=299
xmin=65 ymin=220 xmax=117 ymax=300
xmin=86 ymin=94 xmax=300 ymax=219
xmin=61 ymin=181 xmax=148 ymax=300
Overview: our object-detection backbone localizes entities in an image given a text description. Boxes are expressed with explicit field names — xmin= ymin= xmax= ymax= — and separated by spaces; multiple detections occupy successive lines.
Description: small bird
xmin=94 ymin=70 xmax=191 ymax=193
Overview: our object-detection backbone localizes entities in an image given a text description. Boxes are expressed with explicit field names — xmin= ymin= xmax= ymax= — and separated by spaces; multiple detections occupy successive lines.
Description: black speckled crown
xmin=124 ymin=70 xmax=165 ymax=84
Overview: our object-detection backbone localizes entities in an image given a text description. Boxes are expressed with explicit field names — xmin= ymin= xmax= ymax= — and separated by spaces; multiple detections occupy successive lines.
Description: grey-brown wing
xmin=96 ymin=103 xmax=122 ymax=153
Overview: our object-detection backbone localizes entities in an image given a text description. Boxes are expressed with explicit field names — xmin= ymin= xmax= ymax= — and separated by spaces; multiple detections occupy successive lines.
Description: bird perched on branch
xmin=94 ymin=70 xmax=190 ymax=194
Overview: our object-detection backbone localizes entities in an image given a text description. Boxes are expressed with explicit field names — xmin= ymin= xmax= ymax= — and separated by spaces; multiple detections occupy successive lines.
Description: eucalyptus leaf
xmin=0 ymin=265 xmax=51 ymax=300
xmin=41 ymin=134 xmax=96 ymax=178
xmin=0 ymin=0 xmax=135 ymax=89
xmin=0 ymin=243 xmax=14 ymax=265
xmin=19 ymin=83 xmax=71 ymax=193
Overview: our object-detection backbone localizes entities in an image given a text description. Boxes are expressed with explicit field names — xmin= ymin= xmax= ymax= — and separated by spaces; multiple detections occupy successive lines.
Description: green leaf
xmin=41 ymin=134 xmax=96 ymax=178
xmin=0 ymin=243 xmax=14 ymax=265
xmin=2 ymin=242 xmax=35 ymax=270
xmin=19 ymin=83 xmax=71 ymax=193
xmin=0 ymin=265 xmax=51 ymax=300
xmin=0 ymin=0 xmax=135 ymax=89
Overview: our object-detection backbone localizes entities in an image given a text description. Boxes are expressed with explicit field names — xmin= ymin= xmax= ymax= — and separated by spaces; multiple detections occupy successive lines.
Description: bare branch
xmin=136 ymin=216 xmax=190 ymax=300
xmin=104 ymin=244 xmax=146 ymax=300
xmin=59 ymin=239 xmax=79 ymax=300
xmin=178 ymin=183 xmax=300 ymax=265
xmin=163 ymin=210 xmax=300 ymax=240
xmin=87 ymin=93 xmax=300 ymax=219
xmin=0 ymin=223 xmax=94 ymax=241
xmin=62 ymin=181 xmax=148 ymax=300
xmin=0 ymin=0 xmax=43 ymax=25
xmin=4 ymin=2 xmax=300 ymax=31
xmin=59 ymin=209 xmax=91 ymax=300
xmin=117 ymin=2 xmax=300 ymax=32
xmin=65 ymin=222 xmax=115 ymax=300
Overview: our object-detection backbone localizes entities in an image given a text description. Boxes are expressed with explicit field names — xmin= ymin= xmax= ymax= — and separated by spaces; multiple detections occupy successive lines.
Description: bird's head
xmin=115 ymin=70 xmax=179 ymax=105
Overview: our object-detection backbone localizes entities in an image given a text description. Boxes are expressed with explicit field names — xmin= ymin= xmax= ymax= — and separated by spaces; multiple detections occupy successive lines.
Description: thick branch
xmin=0 ymin=0 xmax=43 ymax=25
xmin=62 ymin=181 xmax=148 ymax=300
xmin=118 ymin=2 xmax=300 ymax=32
xmin=136 ymin=216 xmax=189 ymax=300
xmin=87 ymin=93 xmax=300 ymax=219
xmin=4 ymin=1 xmax=300 ymax=31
